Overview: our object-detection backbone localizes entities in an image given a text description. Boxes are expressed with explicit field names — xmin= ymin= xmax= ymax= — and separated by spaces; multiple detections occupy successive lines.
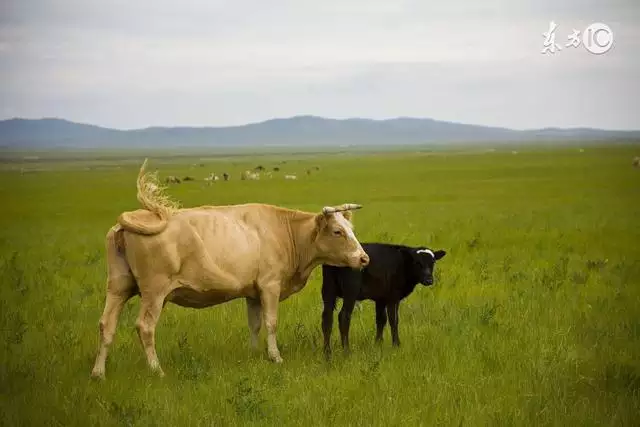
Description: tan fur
xmin=91 ymin=160 xmax=369 ymax=379
xmin=112 ymin=224 xmax=125 ymax=254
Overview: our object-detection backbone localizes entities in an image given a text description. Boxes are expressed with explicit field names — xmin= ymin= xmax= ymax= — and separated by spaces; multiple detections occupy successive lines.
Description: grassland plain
xmin=1 ymin=145 xmax=639 ymax=426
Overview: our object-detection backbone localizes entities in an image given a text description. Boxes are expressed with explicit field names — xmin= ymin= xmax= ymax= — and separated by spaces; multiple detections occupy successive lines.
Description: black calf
xmin=321 ymin=243 xmax=446 ymax=357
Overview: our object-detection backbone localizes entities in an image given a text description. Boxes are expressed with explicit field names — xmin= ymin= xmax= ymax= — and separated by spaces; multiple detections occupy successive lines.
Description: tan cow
xmin=90 ymin=160 xmax=369 ymax=379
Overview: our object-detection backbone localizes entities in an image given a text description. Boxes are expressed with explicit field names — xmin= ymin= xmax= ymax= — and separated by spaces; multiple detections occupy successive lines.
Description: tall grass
xmin=1 ymin=145 xmax=639 ymax=426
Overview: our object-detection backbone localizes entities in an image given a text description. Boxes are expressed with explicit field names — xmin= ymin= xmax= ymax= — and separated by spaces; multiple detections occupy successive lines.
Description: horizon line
xmin=1 ymin=115 xmax=639 ymax=134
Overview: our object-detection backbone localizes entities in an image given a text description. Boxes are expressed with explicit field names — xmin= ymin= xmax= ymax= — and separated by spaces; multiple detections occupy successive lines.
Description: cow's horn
xmin=341 ymin=203 xmax=362 ymax=211
xmin=323 ymin=204 xmax=362 ymax=214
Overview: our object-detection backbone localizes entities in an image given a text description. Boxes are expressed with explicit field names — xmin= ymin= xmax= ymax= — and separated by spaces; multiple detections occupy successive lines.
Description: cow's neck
xmin=286 ymin=212 xmax=322 ymax=285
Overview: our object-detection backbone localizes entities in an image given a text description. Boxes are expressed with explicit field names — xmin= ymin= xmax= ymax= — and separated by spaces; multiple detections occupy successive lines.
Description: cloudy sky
xmin=0 ymin=0 xmax=639 ymax=130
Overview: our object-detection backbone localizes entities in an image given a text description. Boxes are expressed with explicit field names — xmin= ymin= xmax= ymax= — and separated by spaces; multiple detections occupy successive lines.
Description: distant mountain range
xmin=1 ymin=116 xmax=639 ymax=149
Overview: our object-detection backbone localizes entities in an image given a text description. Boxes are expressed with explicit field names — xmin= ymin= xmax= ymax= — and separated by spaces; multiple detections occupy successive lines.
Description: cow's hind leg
xmin=135 ymin=289 xmax=168 ymax=376
xmin=246 ymin=297 xmax=262 ymax=350
xmin=91 ymin=279 xmax=135 ymax=379
xmin=91 ymin=227 xmax=137 ymax=379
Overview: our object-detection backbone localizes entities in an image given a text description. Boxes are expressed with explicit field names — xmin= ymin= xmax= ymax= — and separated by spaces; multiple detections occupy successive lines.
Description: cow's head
xmin=410 ymin=247 xmax=447 ymax=286
xmin=314 ymin=204 xmax=369 ymax=269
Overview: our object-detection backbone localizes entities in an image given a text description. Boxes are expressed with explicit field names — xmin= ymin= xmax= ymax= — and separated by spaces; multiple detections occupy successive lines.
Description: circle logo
xmin=582 ymin=23 xmax=614 ymax=55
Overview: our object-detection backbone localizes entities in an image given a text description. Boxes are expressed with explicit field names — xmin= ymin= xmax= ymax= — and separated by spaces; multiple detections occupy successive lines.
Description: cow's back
xmin=122 ymin=205 xmax=272 ymax=289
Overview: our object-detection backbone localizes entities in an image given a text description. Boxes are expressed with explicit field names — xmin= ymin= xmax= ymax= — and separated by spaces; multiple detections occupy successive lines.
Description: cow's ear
xmin=342 ymin=210 xmax=353 ymax=222
xmin=434 ymin=250 xmax=446 ymax=260
xmin=315 ymin=213 xmax=328 ymax=229
xmin=310 ymin=214 xmax=327 ymax=241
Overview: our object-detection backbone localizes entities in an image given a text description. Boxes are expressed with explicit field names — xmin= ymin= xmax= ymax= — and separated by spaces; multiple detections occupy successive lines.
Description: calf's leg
xmin=338 ymin=298 xmax=356 ymax=354
xmin=387 ymin=302 xmax=401 ymax=346
xmin=246 ymin=297 xmax=262 ymax=350
xmin=375 ymin=301 xmax=387 ymax=343
xmin=321 ymin=296 xmax=337 ymax=358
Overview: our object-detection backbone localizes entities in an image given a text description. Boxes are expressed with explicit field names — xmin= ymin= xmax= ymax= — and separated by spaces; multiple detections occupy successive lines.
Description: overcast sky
xmin=1 ymin=0 xmax=639 ymax=130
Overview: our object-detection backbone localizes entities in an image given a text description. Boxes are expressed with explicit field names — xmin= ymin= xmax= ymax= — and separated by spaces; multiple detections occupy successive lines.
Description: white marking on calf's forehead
xmin=416 ymin=249 xmax=435 ymax=258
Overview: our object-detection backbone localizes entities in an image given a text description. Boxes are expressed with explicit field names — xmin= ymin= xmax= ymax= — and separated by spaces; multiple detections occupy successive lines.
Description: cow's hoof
xmin=151 ymin=368 xmax=165 ymax=378
xmin=149 ymin=360 xmax=165 ymax=377
xmin=270 ymin=355 xmax=284 ymax=363
xmin=90 ymin=370 xmax=105 ymax=380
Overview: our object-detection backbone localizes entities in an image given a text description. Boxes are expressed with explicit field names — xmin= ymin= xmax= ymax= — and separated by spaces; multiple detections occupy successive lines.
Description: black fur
xmin=321 ymin=243 xmax=446 ymax=357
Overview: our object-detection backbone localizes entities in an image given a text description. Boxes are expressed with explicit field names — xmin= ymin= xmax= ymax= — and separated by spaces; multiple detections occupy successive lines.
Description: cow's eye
xmin=333 ymin=229 xmax=343 ymax=236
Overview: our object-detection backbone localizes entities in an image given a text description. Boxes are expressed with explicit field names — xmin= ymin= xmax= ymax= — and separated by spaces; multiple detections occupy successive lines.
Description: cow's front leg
xmin=246 ymin=297 xmax=262 ymax=350
xmin=260 ymin=284 xmax=283 ymax=363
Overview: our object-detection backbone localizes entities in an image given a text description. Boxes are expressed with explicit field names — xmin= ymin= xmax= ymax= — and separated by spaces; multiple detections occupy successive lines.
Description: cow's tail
xmin=135 ymin=158 xmax=181 ymax=218
xmin=117 ymin=158 xmax=181 ymax=235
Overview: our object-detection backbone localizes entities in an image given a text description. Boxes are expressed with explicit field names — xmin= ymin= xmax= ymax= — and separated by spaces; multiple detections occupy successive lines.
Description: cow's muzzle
xmin=358 ymin=253 xmax=370 ymax=269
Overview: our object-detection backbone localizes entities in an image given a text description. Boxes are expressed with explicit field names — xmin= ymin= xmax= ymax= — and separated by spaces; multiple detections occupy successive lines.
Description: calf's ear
xmin=434 ymin=250 xmax=447 ymax=260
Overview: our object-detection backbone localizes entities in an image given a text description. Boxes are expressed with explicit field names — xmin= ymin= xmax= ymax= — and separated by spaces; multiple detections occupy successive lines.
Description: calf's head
xmin=314 ymin=204 xmax=369 ymax=269
xmin=410 ymin=248 xmax=447 ymax=286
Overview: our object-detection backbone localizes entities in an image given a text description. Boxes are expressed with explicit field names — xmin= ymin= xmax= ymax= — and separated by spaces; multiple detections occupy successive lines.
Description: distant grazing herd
xmin=157 ymin=156 xmax=640 ymax=187
xmin=162 ymin=164 xmax=322 ymax=185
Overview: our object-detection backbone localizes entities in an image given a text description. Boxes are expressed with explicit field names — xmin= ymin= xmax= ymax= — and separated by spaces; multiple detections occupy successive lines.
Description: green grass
xmin=1 ymin=145 xmax=639 ymax=426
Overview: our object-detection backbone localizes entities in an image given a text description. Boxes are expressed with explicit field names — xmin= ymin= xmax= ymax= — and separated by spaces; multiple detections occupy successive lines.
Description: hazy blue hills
xmin=1 ymin=116 xmax=639 ymax=149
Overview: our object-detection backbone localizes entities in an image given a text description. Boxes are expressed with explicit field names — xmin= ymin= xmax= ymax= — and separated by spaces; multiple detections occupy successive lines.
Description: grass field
xmin=1 ymin=145 xmax=639 ymax=426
